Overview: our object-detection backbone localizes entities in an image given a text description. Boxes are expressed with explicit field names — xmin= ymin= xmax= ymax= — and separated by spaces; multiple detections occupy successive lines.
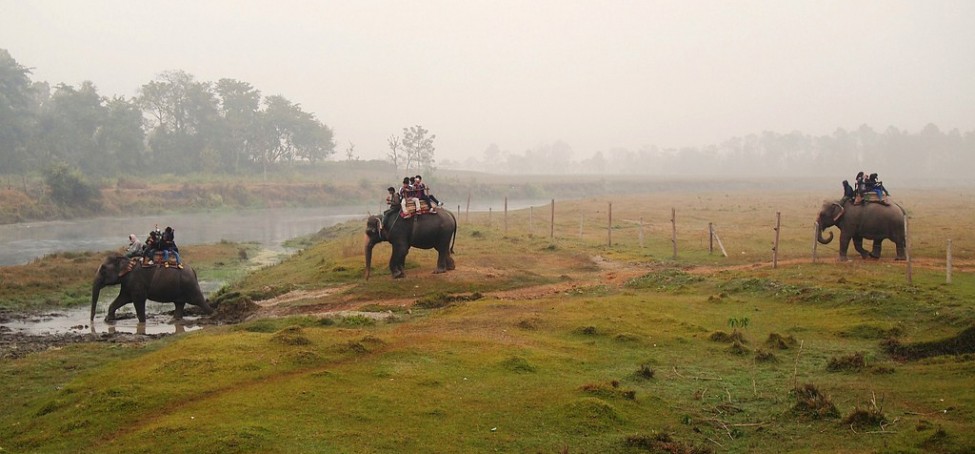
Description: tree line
xmin=0 ymin=49 xmax=335 ymax=179
xmin=451 ymin=126 xmax=974 ymax=182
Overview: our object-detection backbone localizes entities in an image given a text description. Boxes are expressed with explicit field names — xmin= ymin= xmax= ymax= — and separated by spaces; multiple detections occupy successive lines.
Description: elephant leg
xmin=174 ymin=302 xmax=186 ymax=320
xmin=838 ymin=234 xmax=852 ymax=261
xmin=871 ymin=240 xmax=883 ymax=259
xmin=433 ymin=246 xmax=449 ymax=274
xmin=852 ymin=236 xmax=871 ymax=259
xmin=895 ymin=237 xmax=907 ymax=260
xmin=390 ymin=246 xmax=408 ymax=279
xmin=104 ymin=294 xmax=130 ymax=322
xmin=446 ymin=253 xmax=455 ymax=271
xmin=133 ymin=298 xmax=148 ymax=324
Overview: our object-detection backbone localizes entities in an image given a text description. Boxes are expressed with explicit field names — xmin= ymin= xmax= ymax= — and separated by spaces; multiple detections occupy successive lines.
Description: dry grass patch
xmin=791 ymin=383 xmax=840 ymax=420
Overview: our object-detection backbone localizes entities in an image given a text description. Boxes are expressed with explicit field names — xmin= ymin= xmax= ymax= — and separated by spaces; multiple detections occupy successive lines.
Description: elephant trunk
xmin=365 ymin=237 xmax=376 ymax=280
xmin=817 ymin=223 xmax=834 ymax=244
xmin=90 ymin=274 xmax=105 ymax=321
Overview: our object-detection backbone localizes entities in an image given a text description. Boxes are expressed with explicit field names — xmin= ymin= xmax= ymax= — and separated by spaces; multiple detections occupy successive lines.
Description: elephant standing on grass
xmin=365 ymin=209 xmax=457 ymax=279
xmin=816 ymin=200 xmax=907 ymax=261
xmin=90 ymin=254 xmax=213 ymax=323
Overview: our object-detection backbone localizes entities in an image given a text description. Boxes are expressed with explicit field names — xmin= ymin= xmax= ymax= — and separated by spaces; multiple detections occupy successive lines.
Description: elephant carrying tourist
xmin=816 ymin=200 xmax=907 ymax=261
xmin=364 ymin=208 xmax=457 ymax=279
xmin=90 ymin=254 xmax=213 ymax=323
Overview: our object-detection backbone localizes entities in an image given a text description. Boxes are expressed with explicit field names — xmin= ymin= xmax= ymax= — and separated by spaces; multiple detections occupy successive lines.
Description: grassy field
xmin=1 ymin=189 xmax=973 ymax=453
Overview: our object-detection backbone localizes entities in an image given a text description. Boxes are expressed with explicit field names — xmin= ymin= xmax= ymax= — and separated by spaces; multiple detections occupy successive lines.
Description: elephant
xmin=90 ymin=254 xmax=213 ymax=323
xmin=364 ymin=208 xmax=457 ymax=279
xmin=816 ymin=199 xmax=907 ymax=261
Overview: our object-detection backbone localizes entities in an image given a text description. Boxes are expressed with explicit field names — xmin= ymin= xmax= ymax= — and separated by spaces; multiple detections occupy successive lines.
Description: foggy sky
xmin=2 ymin=0 xmax=973 ymax=163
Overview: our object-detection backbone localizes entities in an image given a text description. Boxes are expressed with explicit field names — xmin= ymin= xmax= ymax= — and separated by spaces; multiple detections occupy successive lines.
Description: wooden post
xmin=812 ymin=222 xmax=819 ymax=263
xmin=905 ymin=214 xmax=912 ymax=285
xmin=773 ymin=212 xmax=781 ymax=269
xmin=529 ymin=206 xmax=533 ymax=237
xmin=504 ymin=197 xmax=508 ymax=236
xmin=550 ymin=199 xmax=555 ymax=239
xmin=671 ymin=208 xmax=677 ymax=259
xmin=639 ymin=217 xmax=645 ymax=248
xmin=946 ymin=239 xmax=952 ymax=284
xmin=607 ymin=202 xmax=613 ymax=246
xmin=708 ymin=222 xmax=714 ymax=255
xmin=714 ymin=229 xmax=728 ymax=257
xmin=488 ymin=207 xmax=492 ymax=228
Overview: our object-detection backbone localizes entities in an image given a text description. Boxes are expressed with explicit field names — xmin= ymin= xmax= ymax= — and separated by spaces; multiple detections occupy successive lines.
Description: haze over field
xmin=2 ymin=0 xmax=974 ymax=176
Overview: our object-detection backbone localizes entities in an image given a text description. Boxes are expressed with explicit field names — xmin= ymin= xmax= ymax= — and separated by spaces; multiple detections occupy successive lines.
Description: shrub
xmin=791 ymin=383 xmax=839 ymax=419
xmin=826 ymin=352 xmax=866 ymax=372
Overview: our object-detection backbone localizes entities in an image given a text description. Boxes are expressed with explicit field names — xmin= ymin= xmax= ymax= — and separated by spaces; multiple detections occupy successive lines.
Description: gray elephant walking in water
xmin=91 ymin=254 xmax=213 ymax=322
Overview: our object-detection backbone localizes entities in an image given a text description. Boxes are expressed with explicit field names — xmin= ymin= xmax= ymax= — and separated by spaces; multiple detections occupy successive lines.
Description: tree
xmin=215 ymin=78 xmax=261 ymax=173
xmin=33 ymin=82 xmax=106 ymax=173
xmin=401 ymin=125 xmax=436 ymax=173
xmin=0 ymin=49 xmax=39 ymax=173
xmin=345 ymin=141 xmax=358 ymax=161
xmin=387 ymin=134 xmax=402 ymax=172
xmin=43 ymin=161 xmax=101 ymax=208
xmin=137 ymin=70 xmax=220 ymax=173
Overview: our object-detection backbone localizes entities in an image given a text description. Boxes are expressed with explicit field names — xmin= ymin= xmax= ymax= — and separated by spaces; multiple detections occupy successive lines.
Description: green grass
xmin=2 ymin=191 xmax=975 ymax=452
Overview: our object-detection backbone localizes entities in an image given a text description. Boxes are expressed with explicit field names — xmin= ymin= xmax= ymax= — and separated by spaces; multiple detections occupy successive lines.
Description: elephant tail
xmin=449 ymin=210 xmax=458 ymax=254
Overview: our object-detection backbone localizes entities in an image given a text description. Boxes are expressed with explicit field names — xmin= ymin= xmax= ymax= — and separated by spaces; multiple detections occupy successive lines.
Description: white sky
xmin=2 ymin=0 xmax=973 ymax=162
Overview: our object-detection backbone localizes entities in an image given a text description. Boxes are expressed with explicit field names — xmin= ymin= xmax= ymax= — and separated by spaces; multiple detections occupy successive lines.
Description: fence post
xmin=529 ymin=206 xmax=533 ymax=237
xmin=607 ymin=202 xmax=613 ymax=246
xmin=504 ymin=197 xmax=508 ymax=236
xmin=639 ymin=217 xmax=645 ymax=248
xmin=488 ymin=207 xmax=492 ymax=228
xmin=947 ymin=239 xmax=953 ymax=284
xmin=550 ymin=199 xmax=555 ymax=239
xmin=905 ymin=214 xmax=912 ymax=285
xmin=671 ymin=208 xmax=677 ymax=259
xmin=708 ymin=222 xmax=714 ymax=255
xmin=773 ymin=211 xmax=781 ymax=269
xmin=466 ymin=191 xmax=471 ymax=223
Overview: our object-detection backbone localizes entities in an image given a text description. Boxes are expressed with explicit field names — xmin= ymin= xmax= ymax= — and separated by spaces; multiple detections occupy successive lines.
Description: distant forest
xmin=0 ymin=49 xmax=335 ymax=178
xmin=2 ymin=48 xmax=973 ymax=184
xmin=451 ymin=124 xmax=974 ymax=181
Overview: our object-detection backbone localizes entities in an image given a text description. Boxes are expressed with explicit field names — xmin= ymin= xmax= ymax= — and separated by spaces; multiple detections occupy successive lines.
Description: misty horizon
xmin=2 ymin=1 xmax=973 ymax=166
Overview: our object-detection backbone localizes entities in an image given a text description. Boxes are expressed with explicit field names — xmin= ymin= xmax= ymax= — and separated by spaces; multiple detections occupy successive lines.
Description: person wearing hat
xmin=124 ymin=234 xmax=144 ymax=258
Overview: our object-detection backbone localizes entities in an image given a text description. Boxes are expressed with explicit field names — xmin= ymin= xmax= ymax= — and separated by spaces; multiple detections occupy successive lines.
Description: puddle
xmin=2 ymin=303 xmax=204 ymax=335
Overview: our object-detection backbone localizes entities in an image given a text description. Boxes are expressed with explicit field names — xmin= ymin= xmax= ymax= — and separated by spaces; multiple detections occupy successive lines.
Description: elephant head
xmin=816 ymin=201 xmax=845 ymax=244
xmin=91 ymin=254 xmax=127 ymax=320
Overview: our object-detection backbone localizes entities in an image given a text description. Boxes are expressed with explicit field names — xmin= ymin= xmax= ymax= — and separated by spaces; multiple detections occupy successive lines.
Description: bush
xmin=44 ymin=162 xmax=101 ymax=208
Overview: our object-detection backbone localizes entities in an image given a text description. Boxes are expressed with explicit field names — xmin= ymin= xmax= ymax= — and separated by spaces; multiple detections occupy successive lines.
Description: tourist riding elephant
xmin=90 ymin=254 xmax=213 ymax=323
xmin=364 ymin=208 xmax=457 ymax=279
xmin=816 ymin=200 xmax=907 ymax=261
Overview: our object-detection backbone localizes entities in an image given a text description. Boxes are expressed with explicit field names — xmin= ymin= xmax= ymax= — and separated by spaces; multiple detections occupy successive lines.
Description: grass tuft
xmin=624 ymin=431 xmax=714 ymax=453
xmin=791 ymin=383 xmax=840 ymax=420
xmin=765 ymin=333 xmax=797 ymax=349
xmin=709 ymin=329 xmax=746 ymax=344
xmin=826 ymin=352 xmax=866 ymax=372
xmin=270 ymin=326 xmax=311 ymax=346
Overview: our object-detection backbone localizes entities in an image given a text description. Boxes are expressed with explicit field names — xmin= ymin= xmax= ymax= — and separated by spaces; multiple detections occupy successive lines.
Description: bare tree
xmin=387 ymin=134 xmax=402 ymax=172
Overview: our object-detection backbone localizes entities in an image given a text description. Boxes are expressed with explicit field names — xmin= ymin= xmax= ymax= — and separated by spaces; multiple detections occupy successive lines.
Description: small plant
xmin=728 ymin=317 xmax=749 ymax=329
xmin=635 ymin=364 xmax=655 ymax=379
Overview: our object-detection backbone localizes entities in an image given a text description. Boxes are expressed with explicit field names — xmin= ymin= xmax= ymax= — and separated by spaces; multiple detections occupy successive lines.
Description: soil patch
xmin=0 ymin=327 xmax=167 ymax=360
xmin=883 ymin=326 xmax=975 ymax=360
